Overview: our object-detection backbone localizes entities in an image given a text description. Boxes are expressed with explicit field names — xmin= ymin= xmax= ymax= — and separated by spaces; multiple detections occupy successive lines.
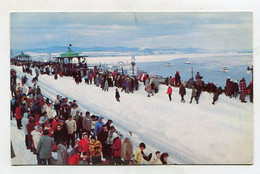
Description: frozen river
xmin=136 ymin=53 xmax=253 ymax=88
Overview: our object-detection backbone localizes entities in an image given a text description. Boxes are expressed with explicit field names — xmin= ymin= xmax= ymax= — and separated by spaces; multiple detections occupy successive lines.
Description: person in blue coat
xmin=95 ymin=116 xmax=104 ymax=137
xmin=84 ymin=74 xmax=89 ymax=84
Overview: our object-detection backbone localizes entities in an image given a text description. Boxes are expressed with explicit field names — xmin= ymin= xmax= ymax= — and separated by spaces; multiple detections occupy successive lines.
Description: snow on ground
xmin=11 ymin=119 xmax=37 ymax=165
xmin=11 ymin=65 xmax=253 ymax=164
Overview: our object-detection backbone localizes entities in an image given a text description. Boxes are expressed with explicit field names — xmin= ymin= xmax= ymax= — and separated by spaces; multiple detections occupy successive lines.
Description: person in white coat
xmin=21 ymin=83 xmax=27 ymax=95
xmin=43 ymin=99 xmax=53 ymax=125
xmin=150 ymin=151 xmax=161 ymax=164
xmin=65 ymin=115 xmax=77 ymax=148
xmin=70 ymin=105 xmax=80 ymax=119
xmin=22 ymin=111 xmax=29 ymax=149
xmin=31 ymin=125 xmax=43 ymax=164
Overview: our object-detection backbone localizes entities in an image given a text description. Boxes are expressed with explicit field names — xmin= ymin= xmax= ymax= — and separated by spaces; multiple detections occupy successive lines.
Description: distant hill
xmin=12 ymin=46 xmax=140 ymax=54
xmin=11 ymin=46 xmax=216 ymax=55
xmin=11 ymin=46 xmax=251 ymax=55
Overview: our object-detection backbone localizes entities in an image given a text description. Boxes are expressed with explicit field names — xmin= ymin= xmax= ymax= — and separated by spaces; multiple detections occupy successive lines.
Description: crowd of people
xmin=10 ymin=66 xmax=169 ymax=165
xmin=162 ymin=71 xmax=253 ymax=105
xmin=12 ymin=60 xmax=140 ymax=97
xmin=11 ymin=59 xmax=254 ymax=109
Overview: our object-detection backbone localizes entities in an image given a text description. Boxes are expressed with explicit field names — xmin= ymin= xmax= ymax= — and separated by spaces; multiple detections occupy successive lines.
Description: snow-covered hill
xmin=11 ymin=65 xmax=253 ymax=164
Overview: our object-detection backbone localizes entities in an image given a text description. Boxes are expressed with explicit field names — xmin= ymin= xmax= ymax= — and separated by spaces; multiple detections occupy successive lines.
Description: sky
xmin=10 ymin=12 xmax=253 ymax=51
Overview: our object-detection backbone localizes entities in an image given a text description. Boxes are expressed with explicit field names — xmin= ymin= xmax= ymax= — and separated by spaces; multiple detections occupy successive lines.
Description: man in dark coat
xmin=165 ymin=77 xmax=169 ymax=86
xmin=60 ymin=102 xmax=70 ymax=120
xmin=212 ymin=87 xmax=222 ymax=105
xmin=75 ymin=112 xmax=83 ymax=139
xmin=134 ymin=77 xmax=139 ymax=91
xmin=225 ymin=78 xmax=232 ymax=97
xmin=53 ymin=125 xmax=67 ymax=145
xmin=195 ymin=86 xmax=201 ymax=104
xmin=105 ymin=119 xmax=113 ymax=131
xmin=233 ymin=80 xmax=239 ymax=98
xmin=175 ymin=71 xmax=181 ymax=87
xmin=115 ymin=89 xmax=120 ymax=102
xmin=248 ymin=81 xmax=253 ymax=103
xmin=179 ymin=84 xmax=186 ymax=103
xmin=186 ymin=77 xmax=195 ymax=88
xmin=97 ymin=125 xmax=109 ymax=160
xmin=195 ymin=72 xmax=202 ymax=81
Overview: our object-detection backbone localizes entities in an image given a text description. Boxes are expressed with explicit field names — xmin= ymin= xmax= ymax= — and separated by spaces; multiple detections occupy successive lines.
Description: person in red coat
xmin=69 ymin=146 xmax=81 ymax=165
xmin=59 ymin=70 xmax=63 ymax=77
xmin=44 ymin=122 xmax=53 ymax=137
xmin=52 ymin=115 xmax=60 ymax=134
xmin=78 ymin=132 xmax=90 ymax=163
xmin=111 ymin=134 xmax=122 ymax=165
xmin=170 ymin=77 xmax=175 ymax=86
xmin=27 ymin=117 xmax=35 ymax=152
xmin=15 ymin=104 xmax=22 ymax=129
xmin=166 ymin=86 xmax=173 ymax=101
xmin=239 ymin=78 xmax=247 ymax=103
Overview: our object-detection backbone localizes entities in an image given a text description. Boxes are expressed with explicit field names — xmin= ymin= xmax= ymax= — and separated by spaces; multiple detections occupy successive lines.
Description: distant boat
xmin=185 ymin=61 xmax=190 ymax=64
xmin=165 ymin=63 xmax=173 ymax=67
xmin=221 ymin=67 xmax=229 ymax=72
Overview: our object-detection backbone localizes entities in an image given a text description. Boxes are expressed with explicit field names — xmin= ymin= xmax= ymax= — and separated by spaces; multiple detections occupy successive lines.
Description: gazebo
xmin=15 ymin=51 xmax=31 ymax=61
xmin=53 ymin=46 xmax=88 ymax=64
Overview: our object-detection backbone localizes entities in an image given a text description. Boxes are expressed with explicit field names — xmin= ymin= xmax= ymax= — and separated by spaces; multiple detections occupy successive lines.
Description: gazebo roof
xmin=60 ymin=47 xmax=79 ymax=57
xmin=16 ymin=51 xmax=30 ymax=58
xmin=54 ymin=47 xmax=87 ymax=58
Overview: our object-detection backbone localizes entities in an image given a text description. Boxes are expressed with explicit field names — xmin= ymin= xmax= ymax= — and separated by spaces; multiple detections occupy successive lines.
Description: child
xmin=69 ymin=146 xmax=82 ymax=165
xmin=150 ymin=151 xmax=161 ymax=164
xmin=160 ymin=152 xmax=169 ymax=165
xmin=115 ymin=88 xmax=120 ymax=102
xmin=166 ymin=85 xmax=172 ymax=101
xmin=134 ymin=142 xmax=152 ymax=164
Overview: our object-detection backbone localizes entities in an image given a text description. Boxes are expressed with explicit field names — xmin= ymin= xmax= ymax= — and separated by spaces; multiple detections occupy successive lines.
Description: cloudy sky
xmin=11 ymin=12 xmax=252 ymax=51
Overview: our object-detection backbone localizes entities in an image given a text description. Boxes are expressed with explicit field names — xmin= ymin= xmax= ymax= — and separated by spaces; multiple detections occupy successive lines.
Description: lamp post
xmin=131 ymin=56 xmax=136 ymax=76
xmin=247 ymin=65 xmax=253 ymax=82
